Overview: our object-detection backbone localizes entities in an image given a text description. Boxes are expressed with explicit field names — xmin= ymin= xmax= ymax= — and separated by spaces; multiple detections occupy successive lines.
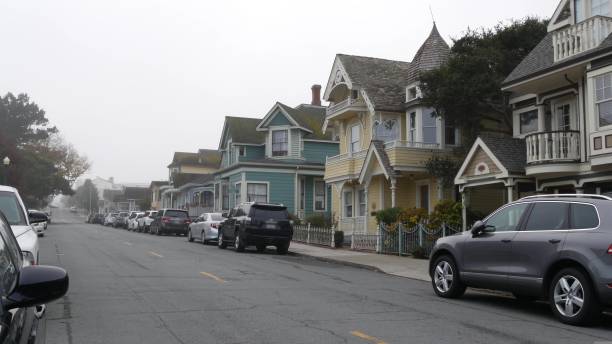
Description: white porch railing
xmin=553 ymin=16 xmax=612 ymax=62
xmin=384 ymin=140 xmax=441 ymax=150
xmin=326 ymin=149 xmax=367 ymax=165
xmin=525 ymin=131 xmax=581 ymax=164
xmin=326 ymin=97 xmax=365 ymax=116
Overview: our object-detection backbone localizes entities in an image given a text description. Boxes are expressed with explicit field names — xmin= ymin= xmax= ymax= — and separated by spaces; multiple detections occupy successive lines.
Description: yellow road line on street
xmin=200 ymin=271 xmax=226 ymax=283
xmin=148 ymin=251 xmax=164 ymax=258
xmin=350 ymin=331 xmax=387 ymax=344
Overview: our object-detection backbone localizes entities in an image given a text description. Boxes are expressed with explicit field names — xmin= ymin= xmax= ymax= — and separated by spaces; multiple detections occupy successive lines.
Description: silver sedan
xmin=188 ymin=213 xmax=224 ymax=244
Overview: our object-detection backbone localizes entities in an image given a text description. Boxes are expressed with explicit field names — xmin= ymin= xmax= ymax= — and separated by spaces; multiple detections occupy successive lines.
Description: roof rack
xmin=519 ymin=194 xmax=612 ymax=201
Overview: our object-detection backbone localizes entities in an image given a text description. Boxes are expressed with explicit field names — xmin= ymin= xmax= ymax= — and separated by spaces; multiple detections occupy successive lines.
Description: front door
xmin=461 ymin=202 xmax=530 ymax=289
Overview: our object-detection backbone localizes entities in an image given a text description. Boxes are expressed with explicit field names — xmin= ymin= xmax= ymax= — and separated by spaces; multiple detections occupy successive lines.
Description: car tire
xmin=218 ymin=232 xmax=227 ymax=249
xmin=549 ymin=267 xmax=601 ymax=326
xmin=276 ymin=242 xmax=289 ymax=255
xmin=430 ymin=255 xmax=466 ymax=298
xmin=256 ymin=244 xmax=266 ymax=253
xmin=187 ymin=230 xmax=194 ymax=242
xmin=234 ymin=232 xmax=245 ymax=252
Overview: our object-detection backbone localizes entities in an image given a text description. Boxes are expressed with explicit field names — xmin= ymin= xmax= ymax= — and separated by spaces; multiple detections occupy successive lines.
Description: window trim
xmin=357 ymin=188 xmax=367 ymax=217
xmin=595 ymin=72 xmax=612 ymax=129
xmin=234 ymin=182 xmax=242 ymax=207
xmin=349 ymin=124 xmax=361 ymax=154
xmin=343 ymin=190 xmax=354 ymax=218
xmin=246 ymin=182 xmax=269 ymax=203
xmin=313 ymin=179 xmax=327 ymax=212
xmin=271 ymin=129 xmax=289 ymax=157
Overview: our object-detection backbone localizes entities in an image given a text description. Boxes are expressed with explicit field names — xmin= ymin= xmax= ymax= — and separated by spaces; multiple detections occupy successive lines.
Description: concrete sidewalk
xmin=289 ymin=242 xmax=430 ymax=282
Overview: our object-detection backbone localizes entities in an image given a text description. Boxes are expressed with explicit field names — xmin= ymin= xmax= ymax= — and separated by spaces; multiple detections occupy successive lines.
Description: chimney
xmin=311 ymin=84 xmax=322 ymax=106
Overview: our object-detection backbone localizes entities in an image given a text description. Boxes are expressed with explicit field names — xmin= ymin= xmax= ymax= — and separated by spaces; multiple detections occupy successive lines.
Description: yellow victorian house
xmin=323 ymin=24 xmax=459 ymax=234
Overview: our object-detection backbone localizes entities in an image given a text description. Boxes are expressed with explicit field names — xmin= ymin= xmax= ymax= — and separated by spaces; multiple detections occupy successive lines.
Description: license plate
xmin=265 ymin=224 xmax=276 ymax=230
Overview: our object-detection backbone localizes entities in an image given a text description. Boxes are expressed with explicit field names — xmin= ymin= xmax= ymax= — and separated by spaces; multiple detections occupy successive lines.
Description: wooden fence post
xmin=307 ymin=223 xmax=311 ymax=245
xmin=376 ymin=224 xmax=382 ymax=254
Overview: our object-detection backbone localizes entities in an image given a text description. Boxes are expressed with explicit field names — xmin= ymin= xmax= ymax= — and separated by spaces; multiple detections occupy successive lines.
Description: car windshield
xmin=209 ymin=213 xmax=223 ymax=221
xmin=250 ymin=206 xmax=288 ymax=221
xmin=0 ymin=191 xmax=27 ymax=226
xmin=165 ymin=210 xmax=188 ymax=218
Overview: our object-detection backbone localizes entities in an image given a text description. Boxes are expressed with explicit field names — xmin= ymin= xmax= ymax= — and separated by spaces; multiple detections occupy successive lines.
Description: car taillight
xmin=162 ymin=217 xmax=170 ymax=223
xmin=211 ymin=224 xmax=218 ymax=229
xmin=185 ymin=220 xmax=191 ymax=224
xmin=608 ymin=244 xmax=612 ymax=254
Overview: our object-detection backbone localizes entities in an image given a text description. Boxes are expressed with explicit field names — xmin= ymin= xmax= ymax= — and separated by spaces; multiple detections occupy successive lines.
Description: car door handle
xmin=548 ymin=239 xmax=561 ymax=244
xmin=501 ymin=239 xmax=512 ymax=243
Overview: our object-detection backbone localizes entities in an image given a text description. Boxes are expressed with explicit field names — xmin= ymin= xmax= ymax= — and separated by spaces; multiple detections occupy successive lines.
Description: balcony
xmin=384 ymin=140 xmax=452 ymax=168
xmin=326 ymin=97 xmax=367 ymax=117
xmin=324 ymin=150 xmax=367 ymax=181
xmin=553 ymin=16 xmax=612 ymax=62
xmin=525 ymin=131 xmax=580 ymax=164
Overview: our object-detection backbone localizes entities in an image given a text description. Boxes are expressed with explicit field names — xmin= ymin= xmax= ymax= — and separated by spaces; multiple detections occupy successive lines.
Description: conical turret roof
xmin=408 ymin=23 xmax=450 ymax=82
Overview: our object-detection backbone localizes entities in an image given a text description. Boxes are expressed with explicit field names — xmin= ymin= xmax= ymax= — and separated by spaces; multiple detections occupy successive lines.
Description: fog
xmin=0 ymin=0 xmax=557 ymax=184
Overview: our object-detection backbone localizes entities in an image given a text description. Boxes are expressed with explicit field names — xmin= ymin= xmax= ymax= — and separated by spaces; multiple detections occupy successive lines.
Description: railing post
xmin=418 ymin=223 xmax=423 ymax=247
xmin=307 ymin=223 xmax=311 ymax=245
xmin=331 ymin=225 xmax=335 ymax=248
xmin=376 ymin=224 xmax=382 ymax=254
xmin=398 ymin=223 xmax=403 ymax=256
xmin=351 ymin=232 xmax=355 ymax=250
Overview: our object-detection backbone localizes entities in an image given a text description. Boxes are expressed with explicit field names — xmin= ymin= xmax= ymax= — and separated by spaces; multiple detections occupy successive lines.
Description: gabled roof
xmin=167 ymin=150 xmax=221 ymax=169
xmin=219 ymin=116 xmax=266 ymax=149
xmin=123 ymin=187 xmax=148 ymax=200
xmin=149 ymin=180 xmax=169 ymax=189
xmin=504 ymin=31 xmax=612 ymax=86
xmin=407 ymin=24 xmax=450 ymax=82
xmin=337 ymin=54 xmax=412 ymax=112
xmin=279 ymin=103 xmax=331 ymax=140
xmin=359 ymin=140 xmax=398 ymax=183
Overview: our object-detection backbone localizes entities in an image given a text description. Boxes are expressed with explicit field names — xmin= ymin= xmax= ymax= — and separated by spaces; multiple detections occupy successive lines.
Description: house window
xmin=595 ymin=73 xmax=612 ymax=127
xmin=247 ymin=183 xmax=268 ymax=203
xmin=575 ymin=0 xmax=585 ymax=22
xmin=409 ymin=112 xmax=417 ymax=143
xmin=350 ymin=125 xmax=361 ymax=153
xmin=343 ymin=191 xmax=353 ymax=218
xmin=445 ymin=124 xmax=456 ymax=146
xmin=592 ymin=0 xmax=610 ymax=16
xmin=235 ymin=183 xmax=241 ymax=206
xmin=422 ymin=111 xmax=437 ymax=144
xmin=519 ymin=110 xmax=538 ymax=134
xmin=556 ymin=104 xmax=571 ymax=131
xmin=358 ymin=189 xmax=366 ymax=216
xmin=272 ymin=130 xmax=289 ymax=156
xmin=407 ymin=87 xmax=418 ymax=101
xmin=238 ymin=146 xmax=246 ymax=157
xmin=373 ymin=119 xmax=399 ymax=143
xmin=202 ymin=191 xmax=214 ymax=208
xmin=314 ymin=181 xmax=326 ymax=211
xmin=221 ymin=184 xmax=229 ymax=210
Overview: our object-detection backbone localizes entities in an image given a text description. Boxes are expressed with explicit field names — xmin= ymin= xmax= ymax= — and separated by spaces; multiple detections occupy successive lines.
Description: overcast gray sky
xmin=1 ymin=0 xmax=558 ymax=184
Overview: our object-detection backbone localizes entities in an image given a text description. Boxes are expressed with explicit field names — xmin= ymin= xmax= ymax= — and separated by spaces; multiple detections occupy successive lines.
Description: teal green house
xmin=212 ymin=97 xmax=339 ymax=220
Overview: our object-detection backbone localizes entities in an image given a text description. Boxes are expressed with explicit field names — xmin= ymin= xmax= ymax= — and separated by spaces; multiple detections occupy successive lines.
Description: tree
xmin=419 ymin=18 xmax=548 ymax=145
xmin=69 ymin=179 xmax=100 ymax=213
xmin=0 ymin=93 xmax=57 ymax=148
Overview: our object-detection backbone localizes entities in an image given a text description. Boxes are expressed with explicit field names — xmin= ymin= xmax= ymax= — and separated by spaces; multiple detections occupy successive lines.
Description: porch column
xmin=390 ymin=177 xmax=397 ymax=208
xmin=507 ymin=186 xmax=514 ymax=203
xmin=575 ymin=188 xmax=584 ymax=194
xmin=461 ymin=189 xmax=468 ymax=231
xmin=363 ymin=181 xmax=370 ymax=233
xmin=537 ymin=104 xmax=546 ymax=132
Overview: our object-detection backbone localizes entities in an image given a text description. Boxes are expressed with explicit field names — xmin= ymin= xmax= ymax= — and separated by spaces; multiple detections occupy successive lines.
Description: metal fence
xmin=292 ymin=224 xmax=334 ymax=247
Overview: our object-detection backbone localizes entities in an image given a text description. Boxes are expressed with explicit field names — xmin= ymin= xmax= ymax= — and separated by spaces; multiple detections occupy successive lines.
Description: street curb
xmin=288 ymin=251 xmax=385 ymax=274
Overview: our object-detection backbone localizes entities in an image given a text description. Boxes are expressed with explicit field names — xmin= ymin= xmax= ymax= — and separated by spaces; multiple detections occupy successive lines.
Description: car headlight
xmin=22 ymin=251 xmax=36 ymax=266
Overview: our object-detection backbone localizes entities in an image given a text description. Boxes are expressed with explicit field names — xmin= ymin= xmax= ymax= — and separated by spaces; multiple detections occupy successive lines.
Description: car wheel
xmin=187 ymin=230 xmax=194 ymax=242
xmin=218 ymin=232 xmax=227 ymax=249
xmin=276 ymin=242 xmax=289 ymax=255
xmin=256 ymin=244 xmax=266 ymax=253
xmin=549 ymin=267 xmax=600 ymax=325
xmin=431 ymin=255 xmax=466 ymax=298
xmin=234 ymin=232 xmax=245 ymax=252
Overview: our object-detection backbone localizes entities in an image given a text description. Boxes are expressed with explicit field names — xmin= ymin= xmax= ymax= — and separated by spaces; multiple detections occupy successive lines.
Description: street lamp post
xmin=2 ymin=157 xmax=10 ymax=185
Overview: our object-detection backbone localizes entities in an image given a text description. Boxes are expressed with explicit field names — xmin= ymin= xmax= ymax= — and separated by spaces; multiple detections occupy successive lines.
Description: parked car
xmin=104 ymin=213 xmax=118 ymax=226
xmin=218 ymin=202 xmax=292 ymax=254
xmin=188 ymin=212 xmax=224 ymax=244
xmin=0 ymin=210 xmax=69 ymax=344
xmin=137 ymin=210 xmax=157 ymax=232
xmin=127 ymin=212 xmax=144 ymax=231
xmin=28 ymin=210 xmax=48 ymax=237
xmin=0 ymin=186 xmax=41 ymax=266
xmin=69 ymin=206 xmax=77 ymax=213
xmin=114 ymin=212 xmax=129 ymax=228
xmin=429 ymin=194 xmax=612 ymax=326
xmin=150 ymin=209 xmax=191 ymax=236
xmin=92 ymin=213 xmax=105 ymax=225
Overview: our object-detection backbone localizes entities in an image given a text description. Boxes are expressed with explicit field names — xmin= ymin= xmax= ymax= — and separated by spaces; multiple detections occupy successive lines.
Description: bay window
xmin=422 ymin=111 xmax=437 ymax=144
xmin=272 ymin=130 xmax=288 ymax=157
xmin=596 ymin=72 xmax=612 ymax=127
xmin=314 ymin=181 xmax=326 ymax=211
xmin=247 ymin=183 xmax=268 ymax=203
xmin=409 ymin=112 xmax=417 ymax=143
xmin=373 ymin=118 xmax=399 ymax=143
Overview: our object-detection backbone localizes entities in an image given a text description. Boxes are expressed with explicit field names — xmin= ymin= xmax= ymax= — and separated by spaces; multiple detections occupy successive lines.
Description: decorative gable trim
xmin=454 ymin=137 xmax=509 ymax=185
xmin=256 ymin=102 xmax=313 ymax=133
xmin=548 ymin=0 xmax=572 ymax=32
xmin=323 ymin=56 xmax=354 ymax=100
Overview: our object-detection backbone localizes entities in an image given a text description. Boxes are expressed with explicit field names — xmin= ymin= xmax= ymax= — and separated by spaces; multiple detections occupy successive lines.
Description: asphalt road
xmin=36 ymin=209 xmax=612 ymax=344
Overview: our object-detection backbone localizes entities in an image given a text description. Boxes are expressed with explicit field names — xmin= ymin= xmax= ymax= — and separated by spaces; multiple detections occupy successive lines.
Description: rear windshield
xmin=250 ymin=206 xmax=288 ymax=221
xmin=165 ymin=210 xmax=188 ymax=218
xmin=0 ymin=191 xmax=27 ymax=226
xmin=209 ymin=214 xmax=223 ymax=221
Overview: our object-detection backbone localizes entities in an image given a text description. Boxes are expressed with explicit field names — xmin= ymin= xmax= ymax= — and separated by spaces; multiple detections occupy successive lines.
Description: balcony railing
xmin=553 ymin=16 xmax=612 ymax=62
xmin=326 ymin=97 xmax=365 ymax=116
xmin=326 ymin=149 xmax=367 ymax=165
xmin=525 ymin=131 xmax=580 ymax=164
xmin=384 ymin=140 xmax=441 ymax=150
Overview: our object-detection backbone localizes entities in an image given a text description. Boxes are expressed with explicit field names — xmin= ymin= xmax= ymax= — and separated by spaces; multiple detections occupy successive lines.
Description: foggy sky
xmin=1 ymin=0 xmax=558 ymax=184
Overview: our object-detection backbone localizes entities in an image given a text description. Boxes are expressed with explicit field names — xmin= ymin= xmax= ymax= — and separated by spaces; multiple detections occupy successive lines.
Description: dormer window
xmin=407 ymin=87 xmax=418 ymax=102
xmin=272 ymin=130 xmax=289 ymax=157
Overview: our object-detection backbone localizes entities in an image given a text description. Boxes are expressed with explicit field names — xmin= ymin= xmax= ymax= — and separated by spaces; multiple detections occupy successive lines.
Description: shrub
xmin=305 ymin=213 xmax=332 ymax=228
xmin=373 ymin=207 xmax=403 ymax=226
xmin=411 ymin=246 xmax=428 ymax=259
xmin=428 ymin=200 xmax=462 ymax=230
xmin=399 ymin=207 xmax=429 ymax=228
xmin=289 ymin=213 xmax=302 ymax=226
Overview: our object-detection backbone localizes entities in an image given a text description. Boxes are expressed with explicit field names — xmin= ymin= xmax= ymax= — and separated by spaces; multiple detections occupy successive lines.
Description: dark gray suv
xmin=429 ymin=194 xmax=612 ymax=325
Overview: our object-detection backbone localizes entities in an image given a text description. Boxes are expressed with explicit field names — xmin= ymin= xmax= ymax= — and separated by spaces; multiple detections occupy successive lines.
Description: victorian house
xmin=212 ymin=86 xmax=339 ymax=219
xmin=455 ymin=0 xmax=612 ymax=227
xmin=323 ymin=24 xmax=459 ymax=234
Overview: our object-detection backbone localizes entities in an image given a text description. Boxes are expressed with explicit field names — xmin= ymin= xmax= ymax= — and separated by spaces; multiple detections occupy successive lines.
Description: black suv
xmin=218 ymin=202 xmax=293 ymax=254
xmin=430 ymin=194 xmax=612 ymax=325
xmin=150 ymin=209 xmax=191 ymax=236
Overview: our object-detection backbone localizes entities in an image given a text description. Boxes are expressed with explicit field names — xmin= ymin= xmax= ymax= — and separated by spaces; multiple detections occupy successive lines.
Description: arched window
xmin=373 ymin=119 xmax=399 ymax=143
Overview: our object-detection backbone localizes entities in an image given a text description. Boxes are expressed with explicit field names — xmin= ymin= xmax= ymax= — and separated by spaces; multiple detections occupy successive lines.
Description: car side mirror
xmin=28 ymin=211 xmax=48 ymax=224
xmin=470 ymin=220 xmax=485 ymax=235
xmin=4 ymin=265 xmax=69 ymax=310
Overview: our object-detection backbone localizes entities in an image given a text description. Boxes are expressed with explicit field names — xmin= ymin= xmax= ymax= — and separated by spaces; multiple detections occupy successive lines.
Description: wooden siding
xmin=268 ymin=111 xmax=291 ymax=126
xmin=386 ymin=147 xmax=451 ymax=168
xmin=463 ymin=147 xmax=501 ymax=178
xmin=245 ymin=172 xmax=295 ymax=214
xmin=324 ymin=156 xmax=365 ymax=180
xmin=180 ymin=165 xmax=218 ymax=174
xmin=303 ymin=141 xmax=339 ymax=164
xmin=241 ymin=145 xmax=265 ymax=162
xmin=290 ymin=129 xmax=301 ymax=159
